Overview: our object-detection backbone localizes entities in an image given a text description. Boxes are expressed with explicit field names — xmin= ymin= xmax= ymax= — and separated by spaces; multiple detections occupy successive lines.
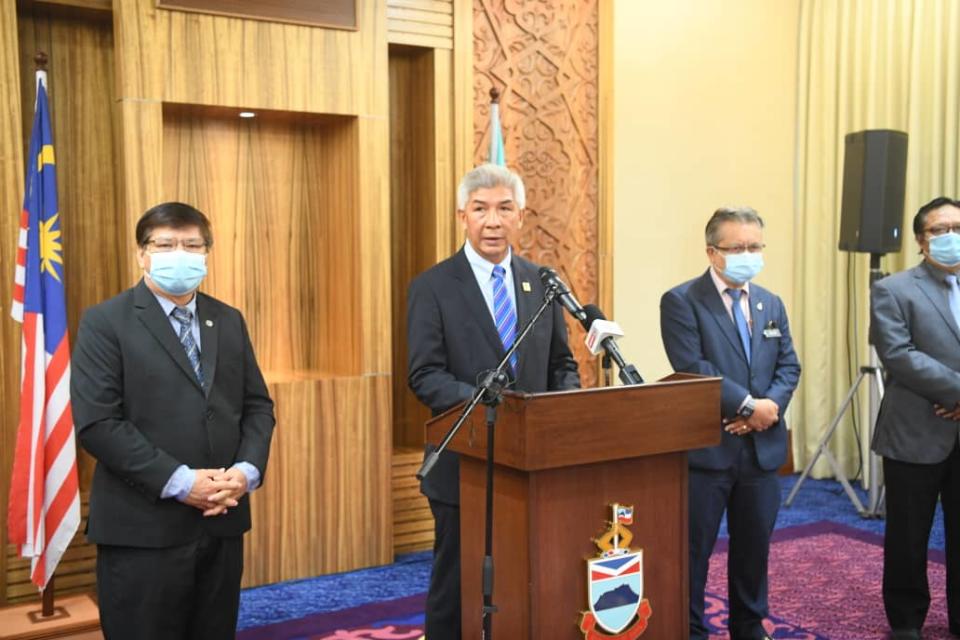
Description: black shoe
xmin=890 ymin=629 xmax=922 ymax=640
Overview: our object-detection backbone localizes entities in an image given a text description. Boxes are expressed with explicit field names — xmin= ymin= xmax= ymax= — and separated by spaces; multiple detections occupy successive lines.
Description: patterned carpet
xmin=237 ymin=477 xmax=949 ymax=639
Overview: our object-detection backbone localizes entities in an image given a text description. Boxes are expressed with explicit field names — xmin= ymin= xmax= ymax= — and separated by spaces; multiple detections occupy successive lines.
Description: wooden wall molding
xmin=473 ymin=0 xmax=601 ymax=386
xmin=387 ymin=0 xmax=454 ymax=49
xmin=156 ymin=0 xmax=358 ymax=30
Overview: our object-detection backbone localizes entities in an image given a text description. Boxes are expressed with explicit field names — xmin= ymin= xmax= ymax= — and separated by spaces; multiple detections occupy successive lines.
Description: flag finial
xmin=34 ymin=51 xmax=48 ymax=71
xmin=489 ymin=86 xmax=500 ymax=104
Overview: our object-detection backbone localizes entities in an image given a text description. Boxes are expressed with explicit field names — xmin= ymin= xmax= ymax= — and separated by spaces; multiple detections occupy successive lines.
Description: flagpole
xmin=34 ymin=50 xmax=56 ymax=620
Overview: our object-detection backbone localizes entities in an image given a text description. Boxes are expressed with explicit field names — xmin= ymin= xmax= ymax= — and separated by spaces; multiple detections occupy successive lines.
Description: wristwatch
xmin=738 ymin=396 xmax=757 ymax=419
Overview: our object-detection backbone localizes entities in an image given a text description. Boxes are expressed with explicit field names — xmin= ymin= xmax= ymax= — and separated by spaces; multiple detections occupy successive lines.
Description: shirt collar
xmin=463 ymin=240 xmax=512 ymax=278
xmin=151 ymin=288 xmax=197 ymax=318
xmin=710 ymin=266 xmax=750 ymax=298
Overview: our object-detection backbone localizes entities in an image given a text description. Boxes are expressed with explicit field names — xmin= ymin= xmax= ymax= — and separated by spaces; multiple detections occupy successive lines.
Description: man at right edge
xmin=871 ymin=196 xmax=960 ymax=640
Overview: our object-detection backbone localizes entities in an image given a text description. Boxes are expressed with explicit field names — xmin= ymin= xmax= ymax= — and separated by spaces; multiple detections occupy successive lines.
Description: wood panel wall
xmin=112 ymin=0 xmax=395 ymax=584
xmin=162 ymin=105 xmax=392 ymax=583
xmin=1 ymin=0 xmax=428 ymax=601
xmin=0 ymin=0 xmax=25 ymax=609
xmin=2 ymin=5 xmax=119 ymax=604
xmin=390 ymin=46 xmax=440 ymax=448
xmin=473 ymin=0 xmax=602 ymax=386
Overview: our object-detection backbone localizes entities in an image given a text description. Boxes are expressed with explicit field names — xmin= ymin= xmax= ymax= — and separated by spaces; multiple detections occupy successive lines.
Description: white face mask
xmin=148 ymin=250 xmax=207 ymax=295
xmin=722 ymin=252 xmax=764 ymax=285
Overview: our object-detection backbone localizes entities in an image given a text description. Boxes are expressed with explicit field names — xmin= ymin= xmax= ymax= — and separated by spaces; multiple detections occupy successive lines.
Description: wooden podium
xmin=425 ymin=373 xmax=721 ymax=639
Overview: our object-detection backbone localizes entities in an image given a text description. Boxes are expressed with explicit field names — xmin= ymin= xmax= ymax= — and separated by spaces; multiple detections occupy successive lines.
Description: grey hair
xmin=456 ymin=164 xmax=526 ymax=210
xmin=704 ymin=206 xmax=764 ymax=245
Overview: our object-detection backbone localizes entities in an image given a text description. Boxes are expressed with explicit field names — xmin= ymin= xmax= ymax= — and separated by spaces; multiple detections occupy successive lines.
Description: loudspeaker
xmin=838 ymin=129 xmax=908 ymax=254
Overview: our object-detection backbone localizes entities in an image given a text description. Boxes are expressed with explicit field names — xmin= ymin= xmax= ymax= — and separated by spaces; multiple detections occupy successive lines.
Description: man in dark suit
xmin=660 ymin=207 xmax=800 ymax=640
xmin=71 ymin=202 xmax=275 ymax=640
xmin=871 ymin=197 xmax=960 ymax=640
xmin=407 ymin=164 xmax=581 ymax=639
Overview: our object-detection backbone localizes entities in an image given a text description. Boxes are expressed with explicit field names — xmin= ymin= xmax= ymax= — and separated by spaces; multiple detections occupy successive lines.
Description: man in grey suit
xmin=407 ymin=164 xmax=580 ymax=639
xmin=871 ymin=196 xmax=960 ymax=640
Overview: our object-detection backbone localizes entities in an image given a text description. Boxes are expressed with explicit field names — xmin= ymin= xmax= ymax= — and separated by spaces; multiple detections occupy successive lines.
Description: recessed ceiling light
xmin=239 ymin=111 xmax=256 ymax=118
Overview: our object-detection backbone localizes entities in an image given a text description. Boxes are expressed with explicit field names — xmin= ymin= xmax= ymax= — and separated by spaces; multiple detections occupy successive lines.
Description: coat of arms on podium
xmin=579 ymin=504 xmax=652 ymax=639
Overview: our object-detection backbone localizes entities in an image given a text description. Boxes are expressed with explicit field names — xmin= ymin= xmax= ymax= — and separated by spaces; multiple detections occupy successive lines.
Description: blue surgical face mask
xmin=723 ymin=252 xmax=764 ymax=285
xmin=148 ymin=250 xmax=207 ymax=295
xmin=929 ymin=232 xmax=960 ymax=267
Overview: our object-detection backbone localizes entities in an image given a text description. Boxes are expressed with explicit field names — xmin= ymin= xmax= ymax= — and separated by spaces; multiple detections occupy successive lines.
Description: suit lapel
xmin=749 ymin=287 xmax=765 ymax=359
xmin=693 ymin=270 xmax=749 ymax=365
xmin=196 ymin=294 xmax=219 ymax=397
xmin=511 ymin=257 xmax=537 ymax=379
xmin=914 ymin=265 xmax=960 ymax=344
xmin=451 ymin=250 xmax=505 ymax=360
xmin=134 ymin=281 xmax=205 ymax=393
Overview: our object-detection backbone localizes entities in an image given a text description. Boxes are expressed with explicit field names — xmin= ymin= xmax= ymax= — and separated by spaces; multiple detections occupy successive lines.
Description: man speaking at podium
xmin=660 ymin=207 xmax=800 ymax=640
xmin=407 ymin=164 xmax=581 ymax=639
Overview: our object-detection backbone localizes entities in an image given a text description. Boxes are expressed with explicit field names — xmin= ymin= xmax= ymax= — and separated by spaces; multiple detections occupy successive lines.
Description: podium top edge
xmin=425 ymin=373 xmax=722 ymax=426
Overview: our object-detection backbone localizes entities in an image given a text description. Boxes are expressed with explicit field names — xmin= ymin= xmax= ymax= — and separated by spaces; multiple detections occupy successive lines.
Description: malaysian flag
xmin=8 ymin=70 xmax=80 ymax=590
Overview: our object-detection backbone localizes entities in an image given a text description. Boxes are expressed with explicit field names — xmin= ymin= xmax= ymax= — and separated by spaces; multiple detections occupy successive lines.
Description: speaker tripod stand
xmin=785 ymin=254 xmax=886 ymax=518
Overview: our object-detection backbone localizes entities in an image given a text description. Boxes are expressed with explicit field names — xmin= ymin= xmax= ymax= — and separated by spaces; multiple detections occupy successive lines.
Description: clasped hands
xmin=184 ymin=467 xmax=248 ymax=517
xmin=724 ymin=398 xmax=780 ymax=436
xmin=935 ymin=402 xmax=960 ymax=421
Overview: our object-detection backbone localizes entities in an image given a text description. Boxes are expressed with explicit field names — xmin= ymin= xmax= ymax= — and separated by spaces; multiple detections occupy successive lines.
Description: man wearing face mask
xmin=71 ymin=202 xmax=275 ymax=640
xmin=871 ymin=197 xmax=960 ymax=640
xmin=660 ymin=206 xmax=800 ymax=640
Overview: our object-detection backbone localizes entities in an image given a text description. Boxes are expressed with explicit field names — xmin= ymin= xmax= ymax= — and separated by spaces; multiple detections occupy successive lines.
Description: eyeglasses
xmin=144 ymin=238 xmax=208 ymax=253
xmin=924 ymin=224 xmax=960 ymax=237
xmin=711 ymin=243 xmax=765 ymax=255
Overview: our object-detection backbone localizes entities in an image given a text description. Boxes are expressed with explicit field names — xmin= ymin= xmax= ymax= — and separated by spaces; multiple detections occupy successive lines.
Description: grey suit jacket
xmin=871 ymin=261 xmax=960 ymax=463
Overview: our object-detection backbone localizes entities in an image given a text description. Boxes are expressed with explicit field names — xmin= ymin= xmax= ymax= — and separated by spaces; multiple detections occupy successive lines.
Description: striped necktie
xmin=491 ymin=265 xmax=518 ymax=373
xmin=171 ymin=306 xmax=204 ymax=385
xmin=726 ymin=288 xmax=752 ymax=364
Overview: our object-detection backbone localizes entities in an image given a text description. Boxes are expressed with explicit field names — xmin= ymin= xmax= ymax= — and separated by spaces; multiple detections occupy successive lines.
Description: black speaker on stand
xmin=786 ymin=129 xmax=908 ymax=518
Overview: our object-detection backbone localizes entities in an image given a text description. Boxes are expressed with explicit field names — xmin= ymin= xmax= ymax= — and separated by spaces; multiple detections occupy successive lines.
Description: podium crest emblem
xmin=579 ymin=504 xmax=652 ymax=639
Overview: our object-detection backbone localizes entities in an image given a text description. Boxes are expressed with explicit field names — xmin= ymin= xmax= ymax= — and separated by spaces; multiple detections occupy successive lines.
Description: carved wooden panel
xmin=474 ymin=0 xmax=600 ymax=386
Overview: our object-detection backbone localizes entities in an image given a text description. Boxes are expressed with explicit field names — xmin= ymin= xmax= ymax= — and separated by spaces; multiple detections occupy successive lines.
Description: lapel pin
xmin=522 ymin=281 xmax=532 ymax=292
xmin=756 ymin=302 xmax=763 ymax=312
xmin=205 ymin=320 xmax=214 ymax=327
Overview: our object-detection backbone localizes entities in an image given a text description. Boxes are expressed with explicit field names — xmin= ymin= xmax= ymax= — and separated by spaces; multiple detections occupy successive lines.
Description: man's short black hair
xmin=913 ymin=196 xmax=960 ymax=237
xmin=135 ymin=202 xmax=213 ymax=248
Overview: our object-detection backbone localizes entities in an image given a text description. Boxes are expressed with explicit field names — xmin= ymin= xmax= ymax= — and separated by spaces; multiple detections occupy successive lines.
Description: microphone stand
xmin=417 ymin=283 xmax=560 ymax=640
xmin=601 ymin=353 xmax=613 ymax=387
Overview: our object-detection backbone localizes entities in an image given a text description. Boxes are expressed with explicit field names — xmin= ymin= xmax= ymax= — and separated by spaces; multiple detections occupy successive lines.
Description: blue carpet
xmin=238 ymin=475 xmax=947 ymax=630
xmin=238 ymin=550 xmax=432 ymax=630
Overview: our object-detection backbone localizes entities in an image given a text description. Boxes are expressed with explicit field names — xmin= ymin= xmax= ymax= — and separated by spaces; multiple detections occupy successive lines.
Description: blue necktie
xmin=946 ymin=275 xmax=960 ymax=331
xmin=491 ymin=265 xmax=518 ymax=373
xmin=726 ymin=288 xmax=752 ymax=364
xmin=172 ymin=307 xmax=204 ymax=385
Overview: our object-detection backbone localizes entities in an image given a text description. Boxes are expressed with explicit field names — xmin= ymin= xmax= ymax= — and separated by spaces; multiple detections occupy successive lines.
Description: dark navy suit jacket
xmin=407 ymin=248 xmax=580 ymax=505
xmin=660 ymin=269 xmax=801 ymax=471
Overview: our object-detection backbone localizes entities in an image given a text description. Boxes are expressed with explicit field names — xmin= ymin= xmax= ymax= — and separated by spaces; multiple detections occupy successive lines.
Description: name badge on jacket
xmin=762 ymin=320 xmax=782 ymax=339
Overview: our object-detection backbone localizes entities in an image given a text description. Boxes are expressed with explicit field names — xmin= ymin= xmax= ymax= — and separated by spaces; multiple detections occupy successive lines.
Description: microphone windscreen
xmin=582 ymin=303 xmax=606 ymax=324
xmin=538 ymin=266 xmax=556 ymax=284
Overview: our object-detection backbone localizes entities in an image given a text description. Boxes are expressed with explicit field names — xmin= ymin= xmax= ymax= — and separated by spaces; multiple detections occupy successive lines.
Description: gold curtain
xmin=793 ymin=0 xmax=960 ymax=481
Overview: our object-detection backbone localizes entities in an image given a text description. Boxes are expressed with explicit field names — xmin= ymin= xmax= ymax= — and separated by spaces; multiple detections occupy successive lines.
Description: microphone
xmin=538 ymin=267 xmax=588 ymax=325
xmin=584 ymin=308 xmax=625 ymax=356
xmin=582 ymin=304 xmax=644 ymax=385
